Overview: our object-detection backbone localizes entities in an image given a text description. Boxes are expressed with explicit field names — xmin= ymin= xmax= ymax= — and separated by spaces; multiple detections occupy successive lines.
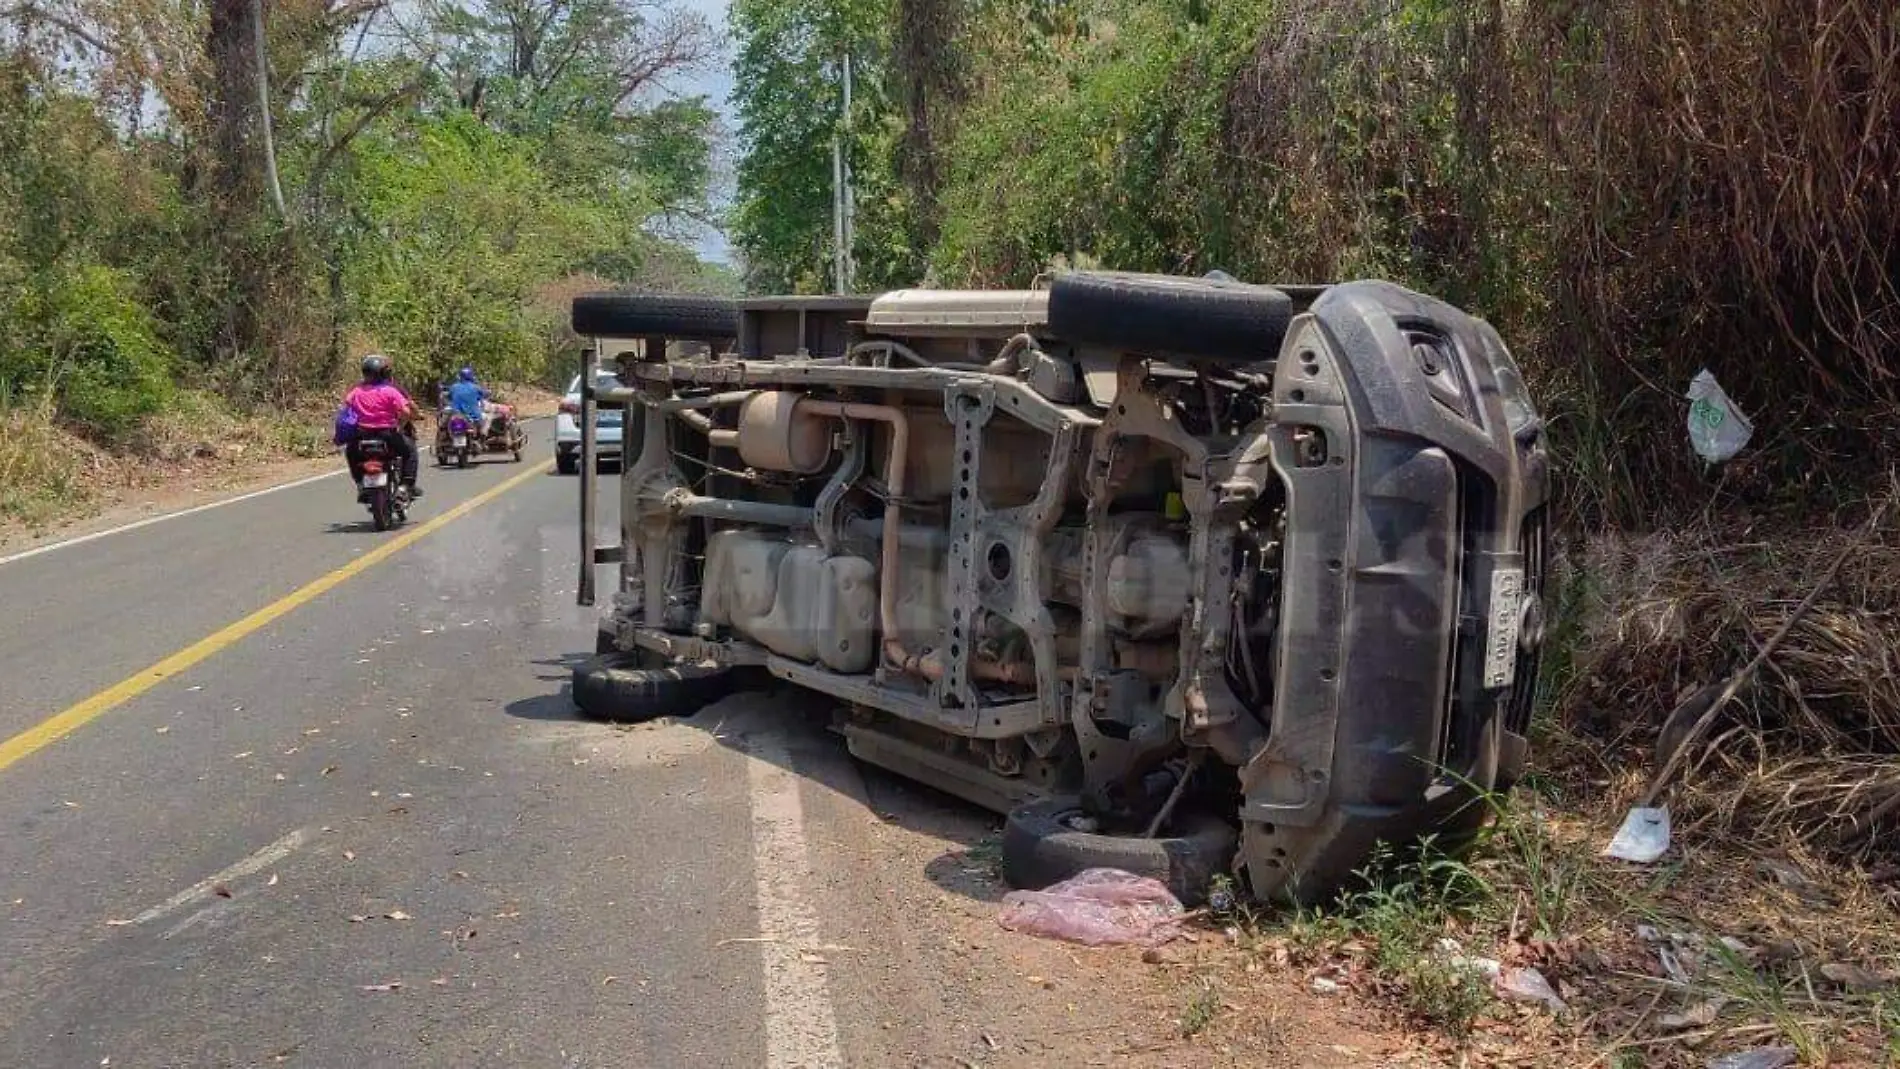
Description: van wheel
xmin=1001 ymin=796 xmax=1237 ymax=905
xmin=571 ymin=293 xmax=740 ymax=341
xmin=571 ymin=652 xmax=738 ymax=723
xmin=556 ymin=451 xmax=578 ymax=475
xmin=1048 ymin=271 xmax=1293 ymax=365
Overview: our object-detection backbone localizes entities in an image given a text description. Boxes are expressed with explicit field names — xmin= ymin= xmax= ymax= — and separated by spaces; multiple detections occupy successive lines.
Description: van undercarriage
xmin=571 ymin=273 xmax=1549 ymax=903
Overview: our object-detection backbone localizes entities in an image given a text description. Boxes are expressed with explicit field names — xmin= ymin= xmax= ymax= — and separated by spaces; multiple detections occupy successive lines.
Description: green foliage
xmin=342 ymin=113 xmax=625 ymax=385
xmin=0 ymin=0 xmax=727 ymax=463
xmin=730 ymin=0 xmax=918 ymax=293
xmin=12 ymin=266 xmax=176 ymax=440
xmin=933 ymin=0 xmax=1269 ymax=284
xmin=0 ymin=65 xmax=177 ymax=441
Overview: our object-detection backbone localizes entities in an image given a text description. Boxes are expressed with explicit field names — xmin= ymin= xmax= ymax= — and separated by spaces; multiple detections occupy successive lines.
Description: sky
xmin=671 ymin=0 xmax=737 ymax=264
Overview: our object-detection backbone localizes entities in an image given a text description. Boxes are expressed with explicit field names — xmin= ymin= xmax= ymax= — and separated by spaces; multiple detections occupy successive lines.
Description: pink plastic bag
xmin=997 ymin=868 xmax=1187 ymax=947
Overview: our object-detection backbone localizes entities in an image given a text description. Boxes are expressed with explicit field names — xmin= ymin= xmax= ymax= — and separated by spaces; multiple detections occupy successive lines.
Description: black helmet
xmin=361 ymin=354 xmax=392 ymax=383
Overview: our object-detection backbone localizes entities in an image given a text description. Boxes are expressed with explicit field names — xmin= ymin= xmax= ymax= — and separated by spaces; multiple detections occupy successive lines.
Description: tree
xmin=729 ymin=0 xmax=915 ymax=293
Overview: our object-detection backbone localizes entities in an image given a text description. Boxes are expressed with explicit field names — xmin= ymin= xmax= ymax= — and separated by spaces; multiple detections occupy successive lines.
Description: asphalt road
xmin=0 ymin=420 xmax=1267 ymax=1069
xmin=0 ymin=430 xmax=1049 ymax=1069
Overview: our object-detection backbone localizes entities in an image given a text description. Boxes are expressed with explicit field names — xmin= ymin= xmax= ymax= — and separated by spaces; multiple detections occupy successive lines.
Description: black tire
xmin=457 ymin=450 xmax=470 ymax=469
xmin=369 ymin=489 xmax=392 ymax=532
xmin=1047 ymin=271 xmax=1293 ymax=364
xmin=556 ymin=451 xmax=579 ymax=476
xmin=1001 ymin=796 xmax=1238 ymax=905
xmin=570 ymin=652 xmax=738 ymax=723
xmin=571 ymin=293 xmax=739 ymax=341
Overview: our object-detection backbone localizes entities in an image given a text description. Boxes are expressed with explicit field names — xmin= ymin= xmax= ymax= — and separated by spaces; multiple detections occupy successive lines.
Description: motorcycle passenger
xmin=344 ymin=354 xmax=424 ymax=498
xmin=446 ymin=366 xmax=491 ymax=437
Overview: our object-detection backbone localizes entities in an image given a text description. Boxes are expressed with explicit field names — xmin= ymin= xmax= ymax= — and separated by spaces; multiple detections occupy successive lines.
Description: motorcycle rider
xmin=344 ymin=354 xmax=424 ymax=498
xmin=446 ymin=365 xmax=491 ymax=438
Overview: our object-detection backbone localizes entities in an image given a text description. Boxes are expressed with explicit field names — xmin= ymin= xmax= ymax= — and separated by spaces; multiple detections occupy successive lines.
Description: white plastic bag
xmin=1686 ymin=369 xmax=1753 ymax=464
xmin=997 ymin=868 xmax=1187 ymax=947
xmin=1604 ymin=805 xmax=1671 ymax=863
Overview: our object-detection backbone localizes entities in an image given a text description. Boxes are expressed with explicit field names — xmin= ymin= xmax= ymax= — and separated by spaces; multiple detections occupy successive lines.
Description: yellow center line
xmin=0 ymin=461 xmax=552 ymax=774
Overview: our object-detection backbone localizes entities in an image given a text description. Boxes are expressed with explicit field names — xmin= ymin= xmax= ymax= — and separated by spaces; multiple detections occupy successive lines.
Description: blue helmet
xmin=457 ymin=366 xmax=476 ymax=382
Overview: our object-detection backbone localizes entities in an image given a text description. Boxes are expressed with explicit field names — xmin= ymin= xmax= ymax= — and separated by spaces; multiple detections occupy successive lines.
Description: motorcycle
xmin=354 ymin=436 xmax=411 ymax=531
xmin=436 ymin=410 xmax=475 ymax=469
xmin=434 ymin=401 xmax=525 ymax=465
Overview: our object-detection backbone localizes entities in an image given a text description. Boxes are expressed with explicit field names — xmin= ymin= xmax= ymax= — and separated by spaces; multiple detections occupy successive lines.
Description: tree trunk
xmin=204 ymin=0 xmax=277 ymax=370
xmin=208 ymin=0 xmax=261 ymax=205
xmin=894 ymin=0 xmax=964 ymax=248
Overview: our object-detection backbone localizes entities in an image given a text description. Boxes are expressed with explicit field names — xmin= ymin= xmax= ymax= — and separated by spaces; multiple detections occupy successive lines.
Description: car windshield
xmin=566 ymin=373 xmax=623 ymax=395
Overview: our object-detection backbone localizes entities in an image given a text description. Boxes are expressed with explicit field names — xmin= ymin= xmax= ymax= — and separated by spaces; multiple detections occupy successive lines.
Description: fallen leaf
xmin=800 ymin=953 xmax=828 ymax=965
xmin=232 ymin=752 xmax=253 ymax=760
xmin=397 ymin=793 xmax=413 ymax=800
xmin=360 ymin=981 xmax=402 ymax=993
xmin=213 ymin=885 xmax=233 ymax=899
xmin=267 ymin=874 xmax=279 ymax=887
xmin=343 ymin=850 xmax=356 ymax=861
xmin=62 ymin=801 xmax=79 ymax=809
xmin=493 ymin=911 xmax=520 ymax=919
xmin=304 ymin=729 xmax=322 ymax=736
xmin=386 ymin=910 xmax=412 ymax=921
xmin=104 ymin=919 xmax=134 ymax=927
xmin=1820 ymin=962 xmax=1893 ymax=993
xmin=273 ymin=773 xmax=286 ymax=782
xmin=602 ymin=976 xmax=620 ymax=985
xmin=154 ymin=726 xmax=170 ymax=735
xmin=348 ymin=915 xmax=369 ymax=923
xmin=1659 ymin=997 xmax=1727 ymax=1030
xmin=450 ymin=871 xmax=468 ymax=880
xmin=322 ymin=766 xmax=338 ymax=776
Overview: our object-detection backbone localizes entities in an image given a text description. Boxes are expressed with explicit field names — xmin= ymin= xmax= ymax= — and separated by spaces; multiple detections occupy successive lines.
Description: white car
xmin=554 ymin=370 xmax=625 ymax=474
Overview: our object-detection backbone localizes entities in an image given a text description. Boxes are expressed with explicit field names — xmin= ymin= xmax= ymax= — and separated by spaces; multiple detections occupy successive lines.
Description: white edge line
xmin=131 ymin=828 xmax=309 ymax=925
xmin=744 ymin=735 xmax=845 ymax=1069
xmin=0 ymin=415 xmax=550 ymax=569
xmin=0 ymin=468 xmax=344 ymax=567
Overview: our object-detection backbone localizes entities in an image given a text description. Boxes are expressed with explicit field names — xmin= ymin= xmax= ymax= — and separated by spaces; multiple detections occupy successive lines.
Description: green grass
xmin=1180 ymin=976 xmax=1222 ymax=1036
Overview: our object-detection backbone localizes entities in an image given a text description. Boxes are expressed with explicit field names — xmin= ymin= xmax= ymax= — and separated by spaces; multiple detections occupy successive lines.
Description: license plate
xmin=452 ymin=435 xmax=467 ymax=447
xmin=1483 ymin=567 xmax=1524 ymax=689
xmin=363 ymin=472 xmax=388 ymax=488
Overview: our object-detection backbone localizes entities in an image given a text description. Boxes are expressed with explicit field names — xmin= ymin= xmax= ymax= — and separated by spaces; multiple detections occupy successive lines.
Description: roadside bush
xmin=1 ymin=265 xmax=175 ymax=443
xmin=929 ymin=0 xmax=1900 ymax=529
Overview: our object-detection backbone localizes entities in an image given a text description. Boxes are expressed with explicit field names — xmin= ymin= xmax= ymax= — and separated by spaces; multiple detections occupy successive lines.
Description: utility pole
xmin=842 ymin=51 xmax=856 ymax=292
xmin=831 ymin=50 xmax=856 ymax=294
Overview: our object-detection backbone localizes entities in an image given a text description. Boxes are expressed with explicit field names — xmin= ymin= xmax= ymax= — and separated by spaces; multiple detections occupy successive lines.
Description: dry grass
xmin=1219 ymin=0 xmax=1900 ymax=529
xmin=0 ymin=389 xmax=336 ymax=533
xmin=0 ymin=400 xmax=102 ymax=525
xmin=1188 ymin=506 xmax=1900 ymax=1063
xmin=1554 ymin=507 xmax=1900 ymax=863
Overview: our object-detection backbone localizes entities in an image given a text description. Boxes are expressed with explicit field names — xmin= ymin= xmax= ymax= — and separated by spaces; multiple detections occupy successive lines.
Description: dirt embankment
xmin=0 ymin=383 xmax=560 ymax=555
